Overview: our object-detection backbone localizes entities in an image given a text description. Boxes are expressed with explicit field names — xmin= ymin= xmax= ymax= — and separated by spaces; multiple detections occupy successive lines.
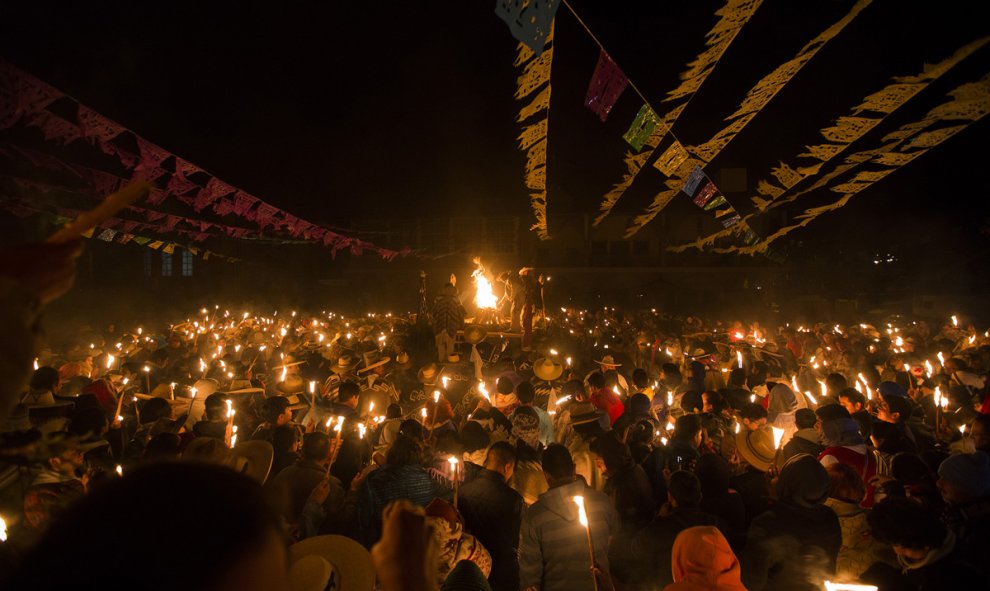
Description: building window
xmin=161 ymin=251 xmax=172 ymax=277
xmin=143 ymin=251 xmax=152 ymax=277
xmin=181 ymin=250 xmax=194 ymax=276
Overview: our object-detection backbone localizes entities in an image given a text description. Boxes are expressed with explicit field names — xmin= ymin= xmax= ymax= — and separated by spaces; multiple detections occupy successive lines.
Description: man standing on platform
xmin=432 ymin=282 xmax=465 ymax=363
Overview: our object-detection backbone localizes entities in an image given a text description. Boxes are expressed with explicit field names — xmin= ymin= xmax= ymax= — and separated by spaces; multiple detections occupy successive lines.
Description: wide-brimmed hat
xmin=288 ymin=535 xmax=375 ymax=591
xmin=569 ymin=401 xmax=605 ymax=426
xmin=533 ymin=358 xmax=563 ymax=381
xmin=331 ymin=354 xmax=357 ymax=375
xmin=735 ymin=427 xmax=776 ymax=473
xmin=418 ymin=363 xmax=439 ymax=385
xmin=446 ymin=353 xmax=461 ymax=364
xmin=1 ymin=404 xmax=32 ymax=433
xmin=182 ymin=437 xmax=274 ymax=484
xmin=66 ymin=345 xmax=101 ymax=361
xmin=464 ymin=326 xmax=488 ymax=345
xmin=277 ymin=374 xmax=306 ymax=395
xmin=394 ymin=351 xmax=412 ymax=369
xmin=358 ymin=350 xmax=391 ymax=374
xmin=595 ymin=355 xmax=621 ymax=368
xmin=274 ymin=355 xmax=305 ymax=369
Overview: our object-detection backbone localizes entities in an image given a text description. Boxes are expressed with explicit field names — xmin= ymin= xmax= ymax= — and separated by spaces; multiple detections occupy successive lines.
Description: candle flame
xmin=824 ymin=581 xmax=877 ymax=591
xmin=0 ymin=516 xmax=6 ymax=542
xmin=952 ymin=315 xmax=958 ymax=327
xmin=572 ymin=495 xmax=589 ymax=528
xmin=106 ymin=354 xmax=115 ymax=369
xmin=772 ymin=426 xmax=785 ymax=449
xmin=309 ymin=381 xmax=316 ymax=394
xmin=441 ymin=376 xmax=449 ymax=389
xmin=116 ymin=465 xmax=123 ymax=477
xmin=433 ymin=390 xmax=440 ymax=403
xmin=737 ymin=351 xmax=743 ymax=369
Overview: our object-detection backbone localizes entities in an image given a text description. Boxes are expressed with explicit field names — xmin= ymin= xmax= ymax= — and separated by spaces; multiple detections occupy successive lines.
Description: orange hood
xmin=665 ymin=526 xmax=747 ymax=591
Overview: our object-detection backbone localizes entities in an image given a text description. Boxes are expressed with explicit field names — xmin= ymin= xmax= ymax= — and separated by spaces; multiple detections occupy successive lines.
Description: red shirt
xmin=590 ymin=388 xmax=624 ymax=425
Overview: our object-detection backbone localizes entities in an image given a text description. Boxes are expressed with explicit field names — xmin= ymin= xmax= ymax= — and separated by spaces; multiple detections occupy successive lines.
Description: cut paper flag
xmin=692 ymin=181 xmax=718 ymax=207
xmin=703 ymin=194 xmax=728 ymax=211
xmin=622 ymin=105 xmax=660 ymax=151
xmin=584 ymin=49 xmax=628 ymax=122
xmin=681 ymin=166 xmax=706 ymax=196
xmin=495 ymin=0 xmax=561 ymax=56
xmin=721 ymin=214 xmax=742 ymax=228
xmin=653 ymin=141 xmax=689 ymax=176
xmin=147 ymin=241 xmax=164 ymax=250
xmin=97 ymin=228 xmax=116 ymax=242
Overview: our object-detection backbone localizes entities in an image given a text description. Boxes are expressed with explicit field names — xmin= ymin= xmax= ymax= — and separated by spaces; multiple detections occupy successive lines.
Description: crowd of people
xmin=1 ymin=257 xmax=990 ymax=591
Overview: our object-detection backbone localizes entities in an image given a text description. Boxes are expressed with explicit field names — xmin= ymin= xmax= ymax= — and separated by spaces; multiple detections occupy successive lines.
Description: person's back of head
xmin=632 ymin=368 xmax=648 ymax=389
xmin=140 ymin=397 xmax=172 ymax=425
xmin=386 ymin=403 xmax=402 ymax=419
xmin=386 ymin=434 xmax=422 ymax=467
xmin=515 ymin=381 xmax=536 ymax=405
xmin=589 ymin=432 xmax=632 ymax=474
xmin=680 ymin=391 xmax=703 ymax=414
xmin=673 ymin=413 xmax=703 ymax=443
xmin=728 ymin=367 xmax=747 ymax=389
xmin=204 ymin=393 xmax=227 ymax=421
xmin=144 ymin=433 xmax=182 ymax=462
xmin=271 ymin=425 xmax=299 ymax=455
xmin=260 ymin=396 xmax=290 ymax=424
xmin=587 ymin=372 xmax=606 ymax=391
xmin=740 ymin=402 xmax=768 ymax=423
xmin=460 ymin=420 xmax=490 ymax=453
xmin=868 ymin=497 xmax=947 ymax=553
xmin=8 ymin=462 xmax=283 ymax=591
xmin=30 ymin=366 xmax=60 ymax=392
xmin=662 ymin=364 xmax=682 ymax=388
xmin=795 ymin=408 xmax=818 ymax=430
xmin=825 ymin=373 xmax=847 ymax=393
xmin=694 ymin=453 xmax=731 ymax=497
xmin=825 ymin=462 xmax=865 ymax=505
xmin=668 ymin=469 xmax=703 ymax=508
xmin=541 ymin=443 xmax=576 ymax=482
xmin=337 ymin=381 xmax=359 ymax=404
xmin=485 ymin=440 xmax=517 ymax=473
xmin=68 ymin=407 xmax=108 ymax=438
xmin=398 ymin=418 xmax=424 ymax=441
xmin=301 ymin=432 xmax=330 ymax=462
xmin=496 ymin=376 xmax=514 ymax=395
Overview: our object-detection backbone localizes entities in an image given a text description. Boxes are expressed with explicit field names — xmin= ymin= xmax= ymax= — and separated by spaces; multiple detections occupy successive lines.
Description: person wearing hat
xmin=22 ymin=434 xmax=87 ymax=539
xmin=818 ymin=408 xmax=878 ymax=507
xmin=23 ymin=366 xmax=61 ymax=406
xmin=356 ymin=350 xmax=398 ymax=419
xmin=432 ymin=282 xmax=465 ymax=363
xmin=531 ymin=357 xmax=563 ymax=411
xmin=739 ymin=455 xmax=841 ymax=591
xmin=730 ymin=426 xmax=774 ymax=528
xmin=565 ymin=401 xmax=607 ymax=491
xmin=587 ymin=372 xmax=623 ymax=426
xmin=518 ymin=444 xmax=618 ymax=591
xmin=457 ymin=441 xmax=523 ymax=591
xmin=937 ymin=451 xmax=990 ymax=576
xmin=496 ymin=270 xmax=522 ymax=332
xmin=193 ymin=392 xmax=230 ymax=440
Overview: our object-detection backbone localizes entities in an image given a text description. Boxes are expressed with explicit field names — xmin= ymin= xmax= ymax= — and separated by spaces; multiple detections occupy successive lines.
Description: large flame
xmin=472 ymin=267 xmax=498 ymax=310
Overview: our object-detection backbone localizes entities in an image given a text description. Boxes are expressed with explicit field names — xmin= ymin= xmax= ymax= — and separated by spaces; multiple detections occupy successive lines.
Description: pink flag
xmin=584 ymin=50 xmax=629 ymax=122
xmin=166 ymin=173 xmax=199 ymax=196
xmin=135 ymin=137 xmax=170 ymax=171
xmin=254 ymin=203 xmax=278 ymax=229
xmin=161 ymin=216 xmax=180 ymax=232
xmin=193 ymin=177 xmax=234 ymax=212
xmin=77 ymin=106 xmax=124 ymax=142
xmin=213 ymin=198 xmax=235 ymax=216
xmin=30 ymin=110 xmax=82 ymax=144
xmin=232 ymin=192 xmax=259 ymax=217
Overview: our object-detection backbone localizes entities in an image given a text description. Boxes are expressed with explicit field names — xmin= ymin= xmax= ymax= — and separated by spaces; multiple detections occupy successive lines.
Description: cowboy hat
xmin=358 ymin=350 xmax=391 ymax=374
xmin=735 ymin=427 xmax=775 ymax=473
xmin=569 ymin=401 xmax=605 ymax=426
xmin=463 ymin=325 xmax=488 ymax=346
xmin=277 ymin=374 xmax=306 ymax=395
xmin=446 ymin=353 xmax=461 ymax=364
xmin=274 ymin=355 xmax=305 ymax=369
xmin=331 ymin=354 xmax=357 ymax=375
xmin=594 ymin=355 xmax=621 ymax=368
xmin=182 ymin=437 xmax=274 ymax=484
xmin=394 ymin=351 xmax=412 ymax=369
xmin=418 ymin=363 xmax=439 ymax=385
xmin=288 ymin=535 xmax=375 ymax=591
xmin=532 ymin=358 xmax=563 ymax=381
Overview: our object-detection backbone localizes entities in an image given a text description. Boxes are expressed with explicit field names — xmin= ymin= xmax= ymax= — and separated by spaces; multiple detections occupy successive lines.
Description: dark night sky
xmin=1 ymin=0 xmax=989 ymax=262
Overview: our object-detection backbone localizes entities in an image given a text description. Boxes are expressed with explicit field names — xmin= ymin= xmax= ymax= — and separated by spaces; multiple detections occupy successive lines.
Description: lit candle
xmin=441 ymin=376 xmax=449 ymax=390
xmin=572 ymin=496 xmax=598 ymax=591
xmin=772 ymin=426 xmax=785 ymax=449
xmin=566 ymin=356 xmax=572 ymax=368
xmin=550 ymin=348 xmax=558 ymax=356
xmin=115 ymin=465 xmax=123 ymax=477
xmin=804 ymin=391 xmax=817 ymax=406
xmin=952 ymin=315 xmax=958 ymax=327
xmin=106 ymin=354 xmax=115 ymax=370
xmin=737 ymin=351 xmax=743 ymax=369
xmin=824 ymin=581 xmax=877 ymax=591
xmin=449 ymin=456 xmax=460 ymax=506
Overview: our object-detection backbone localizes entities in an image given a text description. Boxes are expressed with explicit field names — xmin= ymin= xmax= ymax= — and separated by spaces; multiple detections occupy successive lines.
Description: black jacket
xmin=457 ymin=468 xmax=523 ymax=591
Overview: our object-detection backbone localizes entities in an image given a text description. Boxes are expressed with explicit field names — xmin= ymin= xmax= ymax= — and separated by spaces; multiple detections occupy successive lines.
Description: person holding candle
xmin=817 ymin=406 xmax=878 ymax=507
xmin=265 ymin=432 xmax=346 ymax=536
xmin=935 ymin=451 xmax=990 ymax=579
xmin=518 ymin=444 xmax=617 ymax=591
xmin=740 ymin=454 xmax=841 ymax=591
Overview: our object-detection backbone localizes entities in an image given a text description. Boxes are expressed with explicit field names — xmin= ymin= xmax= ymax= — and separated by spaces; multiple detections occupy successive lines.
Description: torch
xmin=572 ymin=496 xmax=599 ymax=591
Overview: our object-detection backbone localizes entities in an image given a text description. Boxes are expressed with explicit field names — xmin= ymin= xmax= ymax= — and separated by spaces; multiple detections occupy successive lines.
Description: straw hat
xmin=288 ymin=535 xmax=375 ymax=591
xmin=447 ymin=353 xmax=462 ymax=364
xmin=394 ymin=351 xmax=412 ymax=370
xmin=532 ymin=358 xmax=563 ymax=381
xmin=274 ymin=355 xmax=305 ymax=369
xmin=735 ymin=427 xmax=775 ymax=473
xmin=277 ymin=374 xmax=306 ymax=395
xmin=463 ymin=326 xmax=488 ymax=345
xmin=182 ymin=438 xmax=274 ymax=484
xmin=418 ymin=363 xmax=439 ymax=385
xmin=331 ymin=354 xmax=357 ymax=375
xmin=594 ymin=355 xmax=621 ymax=368
xmin=358 ymin=350 xmax=391 ymax=374
xmin=569 ymin=401 xmax=605 ymax=426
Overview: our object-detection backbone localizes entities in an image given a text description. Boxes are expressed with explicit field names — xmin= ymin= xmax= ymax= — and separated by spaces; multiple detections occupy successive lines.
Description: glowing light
xmin=824 ymin=581 xmax=877 ymax=591
xmin=478 ymin=381 xmax=491 ymax=403
xmin=667 ymin=391 xmax=673 ymax=406
xmin=115 ymin=465 xmax=123 ymax=477
xmin=33 ymin=358 xmax=39 ymax=370
xmin=472 ymin=265 xmax=498 ymax=310
xmin=804 ymin=391 xmax=817 ymax=405
xmin=441 ymin=376 xmax=450 ymax=390
xmin=280 ymin=365 xmax=288 ymax=383
xmin=572 ymin=496 xmax=589 ymax=528
xmin=106 ymin=354 xmax=115 ymax=369
xmin=612 ymin=386 xmax=621 ymax=396
xmin=734 ymin=422 xmax=740 ymax=434
xmin=737 ymin=351 xmax=743 ymax=369
xmin=960 ymin=424 xmax=967 ymax=435
xmin=550 ymin=348 xmax=558 ymax=356
xmin=554 ymin=395 xmax=572 ymax=406
xmin=952 ymin=315 xmax=958 ymax=327
xmin=420 ymin=408 xmax=428 ymax=419
xmin=937 ymin=351 xmax=945 ymax=366
xmin=566 ymin=356 xmax=572 ymax=368
xmin=358 ymin=423 xmax=367 ymax=439
xmin=772 ymin=427 xmax=785 ymax=449
xmin=433 ymin=390 xmax=440 ymax=404
xmin=1 ymin=516 xmax=7 ymax=542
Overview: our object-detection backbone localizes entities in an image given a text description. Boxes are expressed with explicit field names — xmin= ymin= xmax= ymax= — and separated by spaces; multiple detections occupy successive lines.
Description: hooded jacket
xmin=518 ymin=479 xmax=618 ymax=591
xmin=663 ymin=526 xmax=747 ymax=591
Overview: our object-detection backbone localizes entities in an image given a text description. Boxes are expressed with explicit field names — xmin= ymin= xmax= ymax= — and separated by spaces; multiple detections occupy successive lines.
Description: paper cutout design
xmin=495 ymin=0 xmax=561 ymax=55
xmin=692 ymin=181 xmax=717 ymax=207
xmin=593 ymin=150 xmax=652 ymax=226
xmin=585 ymin=50 xmax=628 ymax=122
xmin=653 ymin=141 xmax=690 ymax=176
xmin=622 ymin=105 xmax=660 ymax=151
xmin=704 ymin=194 xmax=728 ymax=210
xmin=681 ymin=166 xmax=706 ymax=196
xmin=511 ymin=30 xmax=554 ymax=240
xmin=721 ymin=214 xmax=742 ymax=228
